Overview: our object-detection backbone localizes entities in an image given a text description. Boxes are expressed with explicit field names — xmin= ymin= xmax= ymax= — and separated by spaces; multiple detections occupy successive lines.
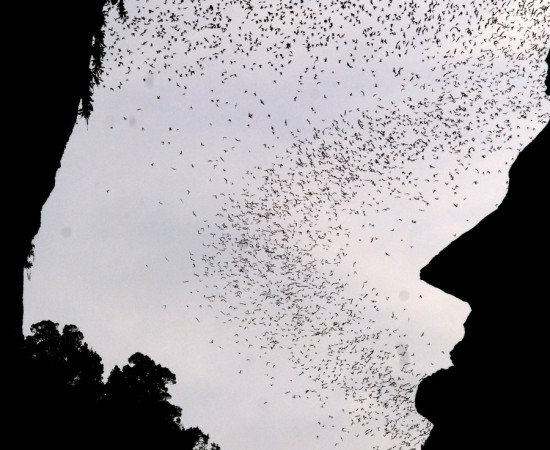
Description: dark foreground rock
xmin=415 ymin=50 xmax=549 ymax=449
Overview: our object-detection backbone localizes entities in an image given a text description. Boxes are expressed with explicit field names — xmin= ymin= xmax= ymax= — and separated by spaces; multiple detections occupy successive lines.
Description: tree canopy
xmin=11 ymin=320 xmax=219 ymax=449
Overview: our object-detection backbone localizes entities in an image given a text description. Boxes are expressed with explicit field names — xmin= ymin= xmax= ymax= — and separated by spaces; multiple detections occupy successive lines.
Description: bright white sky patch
xmin=25 ymin=1 xmax=549 ymax=449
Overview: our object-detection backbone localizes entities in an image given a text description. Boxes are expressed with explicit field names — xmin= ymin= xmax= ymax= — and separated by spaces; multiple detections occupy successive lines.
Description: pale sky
xmin=24 ymin=1 xmax=549 ymax=449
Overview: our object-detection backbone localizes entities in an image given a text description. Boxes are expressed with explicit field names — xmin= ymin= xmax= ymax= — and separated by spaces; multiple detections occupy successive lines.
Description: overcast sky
xmin=24 ymin=1 xmax=549 ymax=449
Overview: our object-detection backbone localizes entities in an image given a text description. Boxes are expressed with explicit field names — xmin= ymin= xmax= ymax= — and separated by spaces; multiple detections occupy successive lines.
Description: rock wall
xmin=6 ymin=1 xmax=108 ymax=349
xmin=415 ymin=49 xmax=549 ymax=449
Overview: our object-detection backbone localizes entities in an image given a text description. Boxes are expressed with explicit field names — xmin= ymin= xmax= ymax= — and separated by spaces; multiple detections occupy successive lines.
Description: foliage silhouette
xmin=81 ymin=0 xmax=128 ymax=120
xmin=13 ymin=320 xmax=219 ymax=449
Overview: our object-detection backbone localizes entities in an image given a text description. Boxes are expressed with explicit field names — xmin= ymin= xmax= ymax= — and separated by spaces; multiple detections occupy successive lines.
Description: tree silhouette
xmin=102 ymin=352 xmax=200 ymax=446
xmin=11 ymin=320 xmax=219 ymax=449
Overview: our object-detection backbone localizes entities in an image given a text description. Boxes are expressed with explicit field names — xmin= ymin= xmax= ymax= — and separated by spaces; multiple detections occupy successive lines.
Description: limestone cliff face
xmin=7 ymin=1 xmax=109 ymax=349
xmin=415 ymin=83 xmax=549 ymax=448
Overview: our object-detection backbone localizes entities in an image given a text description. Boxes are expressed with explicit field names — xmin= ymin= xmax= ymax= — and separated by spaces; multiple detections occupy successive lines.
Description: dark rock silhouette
xmin=6 ymin=0 xmax=124 ymax=352
xmin=415 ymin=49 xmax=549 ymax=449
